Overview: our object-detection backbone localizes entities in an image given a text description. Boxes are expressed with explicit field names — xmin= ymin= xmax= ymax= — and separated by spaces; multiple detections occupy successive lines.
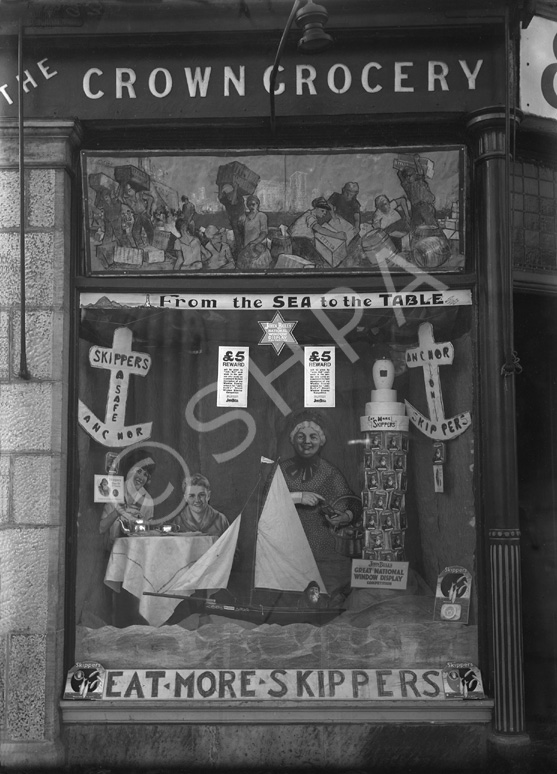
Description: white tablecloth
xmin=104 ymin=535 xmax=215 ymax=626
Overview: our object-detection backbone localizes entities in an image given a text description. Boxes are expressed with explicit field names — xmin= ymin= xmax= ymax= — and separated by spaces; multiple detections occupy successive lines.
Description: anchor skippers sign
xmin=404 ymin=322 xmax=472 ymax=441
xmin=78 ymin=327 xmax=153 ymax=447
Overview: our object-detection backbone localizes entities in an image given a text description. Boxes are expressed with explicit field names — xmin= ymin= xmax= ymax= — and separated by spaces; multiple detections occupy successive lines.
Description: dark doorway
xmin=514 ymin=291 xmax=557 ymax=723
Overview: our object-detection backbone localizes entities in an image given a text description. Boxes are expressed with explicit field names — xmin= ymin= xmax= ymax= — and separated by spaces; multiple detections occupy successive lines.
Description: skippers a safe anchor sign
xmin=78 ymin=327 xmax=153 ymax=447
xmin=404 ymin=323 xmax=471 ymax=442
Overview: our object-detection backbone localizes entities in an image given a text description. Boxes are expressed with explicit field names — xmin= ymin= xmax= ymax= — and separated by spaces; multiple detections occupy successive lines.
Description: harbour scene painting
xmin=82 ymin=148 xmax=466 ymax=275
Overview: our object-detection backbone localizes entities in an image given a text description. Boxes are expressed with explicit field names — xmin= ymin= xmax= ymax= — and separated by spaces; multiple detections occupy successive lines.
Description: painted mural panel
xmin=82 ymin=148 xmax=465 ymax=275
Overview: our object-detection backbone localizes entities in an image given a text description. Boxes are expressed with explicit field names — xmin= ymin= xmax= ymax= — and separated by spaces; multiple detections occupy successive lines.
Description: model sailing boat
xmin=144 ymin=461 xmax=344 ymax=626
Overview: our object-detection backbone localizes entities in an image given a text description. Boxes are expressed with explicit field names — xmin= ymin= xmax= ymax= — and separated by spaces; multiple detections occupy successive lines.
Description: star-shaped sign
xmin=258 ymin=312 xmax=298 ymax=354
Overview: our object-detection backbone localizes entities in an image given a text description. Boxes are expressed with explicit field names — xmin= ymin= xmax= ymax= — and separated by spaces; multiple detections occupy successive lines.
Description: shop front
xmin=0 ymin=1 xmax=532 ymax=769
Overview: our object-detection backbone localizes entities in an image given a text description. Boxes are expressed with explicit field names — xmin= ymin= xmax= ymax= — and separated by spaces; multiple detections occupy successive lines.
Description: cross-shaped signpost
xmin=78 ymin=327 xmax=153 ymax=447
xmin=404 ymin=322 xmax=471 ymax=492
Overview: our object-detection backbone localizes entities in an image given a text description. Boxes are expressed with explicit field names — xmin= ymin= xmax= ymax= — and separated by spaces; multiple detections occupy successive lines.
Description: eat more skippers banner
xmin=64 ymin=664 xmax=486 ymax=701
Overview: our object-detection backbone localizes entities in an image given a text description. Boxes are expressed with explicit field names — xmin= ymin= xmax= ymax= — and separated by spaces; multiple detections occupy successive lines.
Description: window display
xmin=75 ymin=290 xmax=478 ymax=678
xmin=82 ymin=148 xmax=466 ymax=275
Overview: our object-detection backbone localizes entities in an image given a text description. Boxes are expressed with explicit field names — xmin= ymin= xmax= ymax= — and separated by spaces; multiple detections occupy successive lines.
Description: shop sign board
xmin=0 ymin=38 xmax=504 ymax=120
xmin=64 ymin=664 xmax=486 ymax=701
xmin=520 ymin=15 xmax=557 ymax=121
xmin=64 ymin=665 xmax=447 ymax=701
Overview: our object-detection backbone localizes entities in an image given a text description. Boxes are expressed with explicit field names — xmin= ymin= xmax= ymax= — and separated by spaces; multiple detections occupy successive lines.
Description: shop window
xmin=71 ymin=146 xmax=479 ymax=703
xmin=513 ymin=160 xmax=557 ymax=272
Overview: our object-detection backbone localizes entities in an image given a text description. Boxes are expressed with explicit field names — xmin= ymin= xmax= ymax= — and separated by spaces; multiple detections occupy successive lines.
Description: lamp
xmin=296 ymin=1 xmax=333 ymax=54
xmin=269 ymin=0 xmax=333 ymax=134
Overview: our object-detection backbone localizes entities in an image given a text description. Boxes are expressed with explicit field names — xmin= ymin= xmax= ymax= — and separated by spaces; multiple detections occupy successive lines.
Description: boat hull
xmin=144 ymin=592 xmax=343 ymax=627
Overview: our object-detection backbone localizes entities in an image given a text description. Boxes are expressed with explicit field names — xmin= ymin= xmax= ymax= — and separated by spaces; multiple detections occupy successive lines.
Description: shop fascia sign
xmin=0 ymin=38 xmax=503 ymax=120
xmin=520 ymin=15 xmax=557 ymax=121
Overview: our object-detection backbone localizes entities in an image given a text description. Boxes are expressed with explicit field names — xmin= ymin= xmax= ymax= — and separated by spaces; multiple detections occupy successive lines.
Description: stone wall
xmin=0 ymin=121 xmax=79 ymax=769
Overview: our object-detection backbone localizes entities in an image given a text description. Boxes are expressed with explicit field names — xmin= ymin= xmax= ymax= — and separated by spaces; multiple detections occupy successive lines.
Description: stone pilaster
xmin=0 ymin=119 xmax=81 ymax=769
xmin=466 ymin=107 xmax=527 ymax=740
xmin=489 ymin=528 xmax=525 ymax=734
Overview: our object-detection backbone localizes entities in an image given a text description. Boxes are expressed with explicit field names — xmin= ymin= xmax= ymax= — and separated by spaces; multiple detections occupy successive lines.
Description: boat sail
xmin=146 ymin=462 xmax=342 ymax=625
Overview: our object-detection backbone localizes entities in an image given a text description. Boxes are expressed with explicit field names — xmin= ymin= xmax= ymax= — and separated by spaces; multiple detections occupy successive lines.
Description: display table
xmin=104 ymin=535 xmax=215 ymax=627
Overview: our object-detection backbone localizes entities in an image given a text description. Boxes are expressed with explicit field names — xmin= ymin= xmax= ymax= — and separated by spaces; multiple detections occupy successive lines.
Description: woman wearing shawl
xmin=280 ymin=413 xmax=361 ymax=599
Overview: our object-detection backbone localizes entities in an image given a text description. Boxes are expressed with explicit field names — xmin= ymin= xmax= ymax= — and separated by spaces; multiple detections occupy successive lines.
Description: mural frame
xmin=81 ymin=146 xmax=468 ymax=277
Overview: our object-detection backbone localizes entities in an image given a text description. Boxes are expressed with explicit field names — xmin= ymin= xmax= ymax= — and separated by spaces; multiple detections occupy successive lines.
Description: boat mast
xmin=249 ymin=459 xmax=280 ymax=605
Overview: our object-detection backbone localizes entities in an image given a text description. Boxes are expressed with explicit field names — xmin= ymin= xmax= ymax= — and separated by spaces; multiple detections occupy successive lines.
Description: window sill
xmin=61 ymin=698 xmax=494 ymax=725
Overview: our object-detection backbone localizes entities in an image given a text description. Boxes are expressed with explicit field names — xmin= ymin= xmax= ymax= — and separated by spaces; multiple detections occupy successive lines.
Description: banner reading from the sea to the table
xmin=80 ymin=290 xmax=472 ymax=311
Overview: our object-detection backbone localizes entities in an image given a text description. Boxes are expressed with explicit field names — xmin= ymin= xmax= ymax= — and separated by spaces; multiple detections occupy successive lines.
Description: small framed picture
xmin=392 ymin=453 xmax=406 ymax=471
xmin=380 ymin=550 xmax=394 ymax=561
xmin=372 ymin=490 xmax=388 ymax=510
xmin=386 ymin=433 xmax=400 ymax=451
xmin=381 ymin=511 xmax=395 ymax=530
xmin=105 ymin=452 xmax=119 ymax=474
xmin=363 ymin=548 xmax=382 ymax=560
xmin=366 ymin=530 xmax=384 ymax=549
xmin=364 ymin=509 xmax=378 ymax=530
xmin=433 ymin=442 xmax=446 ymax=463
xmin=390 ymin=531 xmax=404 ymax=550
xmin=361 ymin=490 xmax=370 ymax=508
xmin=373 ymin=451 xmax=389 ymax=471
xmin=381 ymin=471 xmax=397 ymax=491
xmin=366 ymin=469 xmax=379 ymax=490
xmin=397 ymin=471 xmax=408 ymax=491
xmin=94 ymin=474 xmax=124 ymax=504
xmin=369 ymin=433 xmax=382 ymax=450
xmin=364 ymin=451 xmax=373 ymax=469
xmin=391 ymin=492 xmax=404 ymax=511
xmin=401 ymin=436 xmax=409 ymax=452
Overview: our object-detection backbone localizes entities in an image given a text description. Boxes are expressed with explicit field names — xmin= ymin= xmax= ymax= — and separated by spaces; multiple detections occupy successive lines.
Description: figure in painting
xmin=180 ymin=195 xmax=197 ymax=235
xmin=396 ymin=155 xmax=451 ymax=268
xmin=120 ymin=182 xmax=155 ymax=248
xmin=203 ymin=225 xmax=234 ymax=270
xmin=96 ymin=187 xmax=126 ymax=246
xmin=371 ymin=195 xmax=404 ymax=231
xmin=328 ymin=182 xmax=361 ymax=231
xmin=288 ymin=197 xmax=348 ymax=266
xmin=174 ymin=217 xmax=209 ymax=270
xmin=280 ymin=412 xmax=362 ymax=599
xmin=173 ymin=473 xmax=229 ymax=537
xmin=396 ymin=156 xmax=438 ymax=230
xmin=237 ymin=195 xmax=273 ymax=270
xmin=218 ymin=183 xmax=246 ymax=255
